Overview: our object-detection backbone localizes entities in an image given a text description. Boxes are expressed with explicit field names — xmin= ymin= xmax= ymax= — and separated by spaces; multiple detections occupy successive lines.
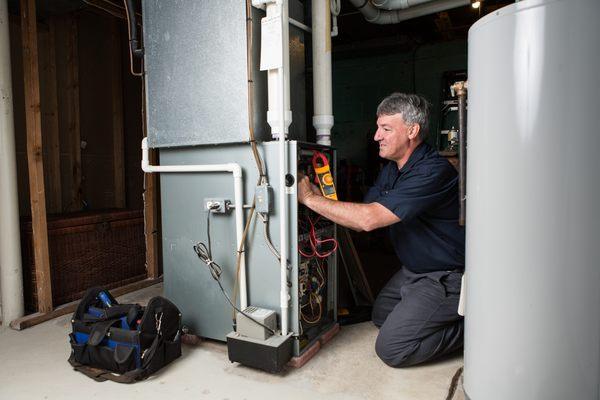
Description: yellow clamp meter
xmin=312 ymin=151 xmax=338 ymax=200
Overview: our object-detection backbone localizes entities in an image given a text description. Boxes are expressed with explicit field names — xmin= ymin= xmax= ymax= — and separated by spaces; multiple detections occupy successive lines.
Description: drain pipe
xmin=274 ymin=0 xmax=291 ymax=337
xmin=257 ymin=0 xmax=291 ymax=336
xmin=312 ymin=0 xmax=334 ymax=146
xmin=141 ymin=138 xmax=248 ymax=309
xmin=0 ymin=0 xmax=25 ymax=326
xmin=349 ymin=0 xmax=470 ymax=24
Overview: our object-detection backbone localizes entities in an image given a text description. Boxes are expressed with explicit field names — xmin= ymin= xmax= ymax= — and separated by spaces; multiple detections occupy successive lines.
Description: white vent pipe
xmin=0 ymin=0 xmax=25 ymax=326
xmin=312 ymin=0 xmax=334 ymax=146
xmin=141 ymin=138 xmax=248 ymax=310
xmin=254 ymin=0 xmax=292 ymax=336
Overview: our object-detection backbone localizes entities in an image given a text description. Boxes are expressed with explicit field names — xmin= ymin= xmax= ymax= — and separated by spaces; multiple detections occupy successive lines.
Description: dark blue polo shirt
xmin=364 ymin=142 xmax=465 ymax=273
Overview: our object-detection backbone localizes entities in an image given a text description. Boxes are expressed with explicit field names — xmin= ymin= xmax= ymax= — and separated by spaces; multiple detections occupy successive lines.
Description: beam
xmin=20 ymin=0 xmax=53 ymax=313
xmin=9 ymin=277 xmax=163 ymax=330
xmin=143 ymin=81 xmax=160 ymax=279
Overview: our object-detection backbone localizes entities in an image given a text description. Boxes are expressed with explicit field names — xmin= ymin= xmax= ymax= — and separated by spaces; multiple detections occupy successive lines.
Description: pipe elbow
xmin=230 ymin=164 xmax=243 ymax=178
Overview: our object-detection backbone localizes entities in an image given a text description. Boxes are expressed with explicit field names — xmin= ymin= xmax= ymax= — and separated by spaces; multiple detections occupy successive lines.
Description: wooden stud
xmin=65 ymin=15 xmax=81 ymax=211
xmin=20 ymin=0 xmax=53 ymax=313
xmin=111 ymin=20 xmax=126 ymax=208
xmin=40 ymin=18 xmax=61 ymax=213
xmin=10 ymin=278 xmax=163 ymax=330
xmin=142 ymin=83 xmax=160 ymax=279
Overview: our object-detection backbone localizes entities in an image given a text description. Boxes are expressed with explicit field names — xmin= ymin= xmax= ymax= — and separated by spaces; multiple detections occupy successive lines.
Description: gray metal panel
xmin=159 ymin=141 xmax=335 ymax=354
xmin=142 ymin=1 xmax=266 ymax=147
xmin=464 ymin=0 xmax=600 ymax=399
xmin=142 ymin=1 xmax=306 ymax=147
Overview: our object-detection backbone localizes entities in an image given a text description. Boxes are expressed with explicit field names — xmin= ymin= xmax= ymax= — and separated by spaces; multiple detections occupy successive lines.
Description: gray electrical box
xmin=237 ymin=307 xmax=277 ymax=340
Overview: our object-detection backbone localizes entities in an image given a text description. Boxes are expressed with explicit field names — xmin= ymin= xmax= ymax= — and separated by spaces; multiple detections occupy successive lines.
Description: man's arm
xmin=297 ymin=176 xmax=400 ymax=232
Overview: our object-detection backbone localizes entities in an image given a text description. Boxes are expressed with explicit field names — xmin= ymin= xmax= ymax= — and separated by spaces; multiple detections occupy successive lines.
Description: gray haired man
xmin=298 ymin=93 xmax=465 ymax=367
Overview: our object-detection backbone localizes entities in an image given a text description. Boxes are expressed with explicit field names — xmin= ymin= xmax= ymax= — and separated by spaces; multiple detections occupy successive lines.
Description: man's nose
xmin=374 ymin=129 xmax=383 ymax=141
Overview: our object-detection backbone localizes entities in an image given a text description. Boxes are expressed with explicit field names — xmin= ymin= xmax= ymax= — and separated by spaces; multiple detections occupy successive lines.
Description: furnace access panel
xmin=158 ymin=141 xmax=337 ymax=356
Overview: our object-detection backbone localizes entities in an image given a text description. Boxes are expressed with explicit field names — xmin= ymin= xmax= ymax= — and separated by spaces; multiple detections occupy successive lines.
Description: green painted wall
xmin=331 ymin=40 xmax=467 ymax=168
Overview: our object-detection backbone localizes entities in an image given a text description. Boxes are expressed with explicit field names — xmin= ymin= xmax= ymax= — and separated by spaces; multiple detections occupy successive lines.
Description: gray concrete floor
xmin=0 ymin=284 xmax=464 ymax=400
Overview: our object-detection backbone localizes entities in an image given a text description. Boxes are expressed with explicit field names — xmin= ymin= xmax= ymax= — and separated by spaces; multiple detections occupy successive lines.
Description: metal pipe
xmin=289 ymin=17 xmax=311 ymax=33
xmin=371 ymin=0 xmax=435 ymax=10
xmin=349 ymin=0 xmax=470 ymax=24
xmin=312 ymin=0 xmax=334 ymax=146
xmin=141 ymin=138 xmax=248 ymax=309
xmin=451 ymin=81 xmax=468 ymax=226
xmin=0 ymin=0 xmax=25 ymax=326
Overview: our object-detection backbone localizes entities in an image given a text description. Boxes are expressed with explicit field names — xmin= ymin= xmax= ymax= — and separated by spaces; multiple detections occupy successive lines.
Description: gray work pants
xmin=372 ymin=266 xmax=464 ymax=367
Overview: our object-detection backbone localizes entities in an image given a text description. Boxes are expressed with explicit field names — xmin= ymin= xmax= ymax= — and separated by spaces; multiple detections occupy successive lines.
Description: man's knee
xmin=374 ymin=329 xmax=419 ymax=368
xmin=371 ymin=296 xmax=389 ymax=327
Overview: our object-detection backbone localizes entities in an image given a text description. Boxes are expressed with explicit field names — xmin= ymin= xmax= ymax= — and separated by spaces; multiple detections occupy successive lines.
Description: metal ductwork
xmin=371 ymin=0 xmax=435 ymax=10
xmin=350 ymin=0 xmax=470 ymax=24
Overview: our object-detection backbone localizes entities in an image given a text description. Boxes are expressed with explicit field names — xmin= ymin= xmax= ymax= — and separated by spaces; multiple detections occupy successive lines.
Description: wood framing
xmin=20 ymin=0 xmax=53 ymax=313
xmin=142 ymin=84 xmax=160 ymax=279
xmin=111 ymin=20 xmax=126 ymax=208
xmin=10 ymin=278 xmax=163 ymax=330
xmin=40 ymin=18 xmax=61 ymax=213
xmin=65 ymin=15 xmax=82 ymax=211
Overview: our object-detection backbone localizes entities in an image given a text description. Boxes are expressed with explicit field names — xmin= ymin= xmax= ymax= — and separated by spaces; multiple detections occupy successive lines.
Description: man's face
xmin=374 ymin=113 xmax=415 ymax=162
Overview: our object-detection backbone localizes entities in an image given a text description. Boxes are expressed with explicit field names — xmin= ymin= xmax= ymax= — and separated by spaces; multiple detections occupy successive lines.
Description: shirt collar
xmin=398 ymin=141 xmax=429 ymax=173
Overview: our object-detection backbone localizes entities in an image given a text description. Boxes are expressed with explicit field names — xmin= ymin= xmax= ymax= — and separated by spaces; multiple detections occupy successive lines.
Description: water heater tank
xmin=464 ymin=0 xmax=600 ymax=399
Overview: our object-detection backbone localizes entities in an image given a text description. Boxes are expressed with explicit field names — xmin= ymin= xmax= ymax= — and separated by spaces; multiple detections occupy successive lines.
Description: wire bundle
xmin=298 ymin=215 xmax=338 ymax=259
xmin=300 ymin=258 xmax=327 ymax=325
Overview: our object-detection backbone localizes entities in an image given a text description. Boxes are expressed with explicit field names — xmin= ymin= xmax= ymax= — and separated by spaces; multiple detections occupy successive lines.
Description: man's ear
xmin=408 ymin=124 xmax=421 ymax=140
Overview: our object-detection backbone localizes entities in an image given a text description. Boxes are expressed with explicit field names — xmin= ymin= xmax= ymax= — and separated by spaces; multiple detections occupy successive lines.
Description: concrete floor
xmin=0 ymin=284 xmax=465 ymax=400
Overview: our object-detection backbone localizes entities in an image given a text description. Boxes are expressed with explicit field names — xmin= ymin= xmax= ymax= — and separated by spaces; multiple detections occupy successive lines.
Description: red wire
xmin=305 ymin=215 xmax=338 ymax=259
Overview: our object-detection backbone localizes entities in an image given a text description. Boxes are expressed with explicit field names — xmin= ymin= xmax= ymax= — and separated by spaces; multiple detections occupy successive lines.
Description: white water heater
xmin=464 ymin=0 xmax=600 ymax=399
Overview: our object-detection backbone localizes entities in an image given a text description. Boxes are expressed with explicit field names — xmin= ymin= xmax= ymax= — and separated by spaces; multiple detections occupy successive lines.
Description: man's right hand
xmin=297 ymin=174 xmax=322 ymax=205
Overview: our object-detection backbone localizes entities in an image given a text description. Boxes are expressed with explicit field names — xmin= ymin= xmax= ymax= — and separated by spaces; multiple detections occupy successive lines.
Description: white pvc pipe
xmin=141 ymin=138 xmax=248 ymax=310
xmin=0 ymin=0 xmax=25 ymax=326
xmin=312 ymin=0 xmax=334 ymax=146
xmin=277 ymin=0 xmax=290 ymax=337
xmin=266 ymin=1 xmax=292 ymax=140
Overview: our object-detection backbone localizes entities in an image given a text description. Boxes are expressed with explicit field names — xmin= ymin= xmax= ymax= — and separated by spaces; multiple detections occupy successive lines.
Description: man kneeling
xmin=297 ymin=93 xmax=465 ymax=367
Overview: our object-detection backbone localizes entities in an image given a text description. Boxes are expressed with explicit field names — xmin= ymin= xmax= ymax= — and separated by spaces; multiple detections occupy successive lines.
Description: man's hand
xmin=297 ymin=174 xmax=322 ymax=204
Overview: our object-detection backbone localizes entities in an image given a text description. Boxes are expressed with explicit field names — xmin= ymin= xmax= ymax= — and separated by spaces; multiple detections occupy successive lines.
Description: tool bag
xmin=68 ymin=287 xmax=182 ymax=383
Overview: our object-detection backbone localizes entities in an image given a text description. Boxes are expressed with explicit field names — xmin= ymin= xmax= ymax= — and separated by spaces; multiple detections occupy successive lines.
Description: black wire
xmin=193 ymin=210 xmax=276 ymax=336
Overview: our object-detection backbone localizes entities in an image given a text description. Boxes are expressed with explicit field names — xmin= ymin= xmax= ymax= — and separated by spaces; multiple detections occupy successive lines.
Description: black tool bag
xmin=68 ymin=287 xmax=182 ymax=383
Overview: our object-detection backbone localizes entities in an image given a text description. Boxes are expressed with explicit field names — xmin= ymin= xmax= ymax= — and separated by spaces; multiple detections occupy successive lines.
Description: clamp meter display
xmin=312 ymin=151 xmax=338 ymax=200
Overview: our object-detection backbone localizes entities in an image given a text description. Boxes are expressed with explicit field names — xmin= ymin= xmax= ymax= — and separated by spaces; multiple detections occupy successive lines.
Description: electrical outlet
xmin=204 ymin=198 xmax=230 ymax=214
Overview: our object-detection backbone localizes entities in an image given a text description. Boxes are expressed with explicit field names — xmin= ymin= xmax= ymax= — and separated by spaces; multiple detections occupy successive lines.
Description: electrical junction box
xmin=237 ymin=306 xmax=276 ymax=340
xmin=254 ymin=184 xmax=273 ymax=214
